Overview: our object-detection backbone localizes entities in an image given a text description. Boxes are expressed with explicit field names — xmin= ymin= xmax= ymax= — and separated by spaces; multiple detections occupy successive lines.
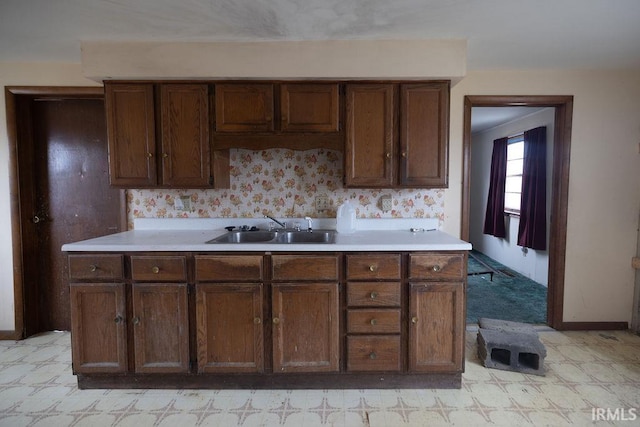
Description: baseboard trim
xmin=558 ymin=321 xmax=628 ymax=331
xmin=0 ymin=330 xmax=22 ymax=340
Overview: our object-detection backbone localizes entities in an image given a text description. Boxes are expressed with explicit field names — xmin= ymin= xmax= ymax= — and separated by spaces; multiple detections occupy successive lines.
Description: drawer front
xmin=409 ymin=253 xmax=464 ymax=281
xmin=271 ymin=255 xmax=339 ymax=281
xmin=131 ymin=256 xmax=187 ymax=281
xmin=347 ymin=336 xmax=401 ymax=372
xmin=347 ymin=282 xmax=401 ymax=307
xmin=347 ymin=309 xmax=401 ymax=334
xmin=69 ymin=254 xmax=124 ymax=280
xmin=346 ymin=254 xmax=401 ymax=280
xmin=195 ymin=255 xmax=263 ymax=281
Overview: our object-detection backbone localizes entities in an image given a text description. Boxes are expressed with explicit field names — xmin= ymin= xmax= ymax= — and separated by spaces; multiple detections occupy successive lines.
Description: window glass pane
xmin=505 ymin=193 xmax=521 ymax=212
xmin=505 ymin=176 xmax=522 ymax=193
xmin=506 ymin=159 xmax=523 ymax=176
xmin=507 ymin=141 xmax=524 ymax=159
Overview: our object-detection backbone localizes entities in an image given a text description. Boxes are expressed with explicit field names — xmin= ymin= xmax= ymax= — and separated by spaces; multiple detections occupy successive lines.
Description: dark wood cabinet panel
xmin=68 ymin=254 xmax=124 ymax=281
xmin=105 ymin=83 xmax=156 ymax=187
xmin=346 ymin=254 xmax=401 ymax=280
xmin=196 ymin=283 xmax=264 ymax=373
xmin=280 ymin=83 xmax=340 ymax=132
xmin=130 ymin=255 xmax=187 ymax=282
xmin=195 ymin=255 xmax=264 ymax=281
xmin=347 ymin=309 xmax=401 ymax=334
xmin=272 ymin=282 xmax=339 ymax=373
xmin=345 ymin=84 xmax=395 ymax=187
xmin=399 ymin=82 xmax=449 ymax=187
xmin=215 ymin=84 xmax=274 ymax=132
xmin=271 ymin=254 xmax=339 ymax=281
xmin=409 ymin=253 xmax=465 ymax=281
xmin=347 ymin=335 xmax=401 ymax=372
xmin=408 ymin=282 xmax=464 ymax=372
xmin=132 ymin=283 xmax=189 ymax=373
xmin=346 ymin=282 xmax=401 ymax=307
xmin=160 ymin=84 xmax=210 ymax=187
xmin=69 ymin=283 xmax=127 ymax=373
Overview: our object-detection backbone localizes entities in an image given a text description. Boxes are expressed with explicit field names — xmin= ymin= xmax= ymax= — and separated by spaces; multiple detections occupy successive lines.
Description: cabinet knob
xmin=151 ymin=266 xmax=160 ymax=274
xmin=254 ymin=317 xmax=262 ymax=324
xmin=411 ymin=316 xmax=418 ymax=324
xmin=432 ymin=265 xmax=442 ymax=272
xmin=369 ymin=292 xmax=378 ymax=300
xmin=272 ymin=317 xmax=280 ymax=324
xmin=368 ymin=265 xmax=377 ymax=272
xmin=114 ymin=315 xmax=123 ymax=324
xmin=385 ymin=153 xmax=391 ymax=159
xmin=132 ymin=316 xmax=140 ymax=325
xmin=162 ymin=153 xmax=168 ymax=158
xmin=370 ymin=319 xmax=377 ymax=326
xmin=89 ymin=264 xmax=97 ymax=272
xmin=369 ymin=352 xmax=377 ymax=360
xmin=401 ymin=152 xmax=407 ymax=158
xmin=147 ymin=152 xmax=153 ymax=158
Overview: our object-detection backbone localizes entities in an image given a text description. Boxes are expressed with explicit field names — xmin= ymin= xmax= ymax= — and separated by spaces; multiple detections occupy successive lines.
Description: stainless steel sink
xmin=206 ymin=230 xmax=336 ymax=244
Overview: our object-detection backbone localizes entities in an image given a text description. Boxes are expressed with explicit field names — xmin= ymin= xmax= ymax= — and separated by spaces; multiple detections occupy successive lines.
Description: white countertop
xmin=61 ymin=218 xmax=472 ymax=252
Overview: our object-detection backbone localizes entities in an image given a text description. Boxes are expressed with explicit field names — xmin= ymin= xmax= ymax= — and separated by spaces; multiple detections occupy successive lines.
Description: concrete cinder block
xmin=478 ymin=318 xmax=539 ymax=336
xmin=477 ymin=327 xmax=546 ymax=376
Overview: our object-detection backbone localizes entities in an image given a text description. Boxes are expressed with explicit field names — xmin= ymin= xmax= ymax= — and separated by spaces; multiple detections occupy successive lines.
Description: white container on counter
xmin=336 ymin=200 xmax=356 ymax=234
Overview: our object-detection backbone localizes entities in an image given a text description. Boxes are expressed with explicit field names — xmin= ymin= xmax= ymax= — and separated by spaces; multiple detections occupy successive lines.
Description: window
xmin=505 ymin=135 xmax=524 ymax=214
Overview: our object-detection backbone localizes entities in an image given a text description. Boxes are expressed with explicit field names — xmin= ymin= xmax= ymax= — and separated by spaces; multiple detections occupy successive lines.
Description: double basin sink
xmin=207 ymin=229 xmax=336 ymax=244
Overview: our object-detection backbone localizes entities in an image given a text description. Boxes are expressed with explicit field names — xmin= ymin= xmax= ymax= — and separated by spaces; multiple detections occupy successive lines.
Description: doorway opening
xmin=6 ymin=87 xmax=126 ymax=338
xmin=462 ymin=96 xmax=574 ymax=330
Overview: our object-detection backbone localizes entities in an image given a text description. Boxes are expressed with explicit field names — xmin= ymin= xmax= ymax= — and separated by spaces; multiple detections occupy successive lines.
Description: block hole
xmin=490 ymin=348 xmax=511 ymax=366
xmin=518 ymin=352 xmax=540 ymax=370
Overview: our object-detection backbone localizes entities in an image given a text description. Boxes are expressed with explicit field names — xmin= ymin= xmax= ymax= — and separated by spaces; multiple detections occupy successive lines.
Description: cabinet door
xmin=399 ymin=82 xmax=449 ymax=187
xmin=281 ymin=83 xmax=339 ymax=132
xmin=131 ymin=283 xmax=189 ymax=373
xmin=272 ymin=283 xmax=339 ymax=373
xmin=196 ymin=283 xmax=264 ymax=373
xmin=160 ymin=84 xmax=211 ymax=187
xmin=69 ymin=283 xmax=127 ymax=373
xmin=105 ymin=83 xmax=156 ymax=187
xmin=215 ymin=84 xmax=274 ymax=132
xmin=345 ymin=84 xmax=395 ymax=187
xmin=409 ymin=282 xmax=464 ymax=372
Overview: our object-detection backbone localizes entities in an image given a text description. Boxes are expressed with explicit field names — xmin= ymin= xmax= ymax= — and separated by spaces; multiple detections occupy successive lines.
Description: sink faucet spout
xmin=264 ymin=215 xmax=286 ymax=229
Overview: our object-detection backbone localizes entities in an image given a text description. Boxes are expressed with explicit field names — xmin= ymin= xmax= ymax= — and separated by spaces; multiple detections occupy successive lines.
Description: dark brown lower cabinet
xmin=131 ymin=283 xmax=189 ymax=373
xmin=196 ymin=283 xmax=264 ymax=373
xmin=69 ymin=283 xmax=128 ymax=373
xmin=272 ymin=282 xmax=340 ymax=373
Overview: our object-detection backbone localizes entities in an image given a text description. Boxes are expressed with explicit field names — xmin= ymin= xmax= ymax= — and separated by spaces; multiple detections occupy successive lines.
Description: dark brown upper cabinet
xmin=214 ymin=84 xmax=274 ymax=132
xmin=280 ymin=83 xmax=340 ymax=132
xmin=345 ymin=81 xmax=449 ymax=188
xmin=105 ymin=82 xmax=211 ymax=188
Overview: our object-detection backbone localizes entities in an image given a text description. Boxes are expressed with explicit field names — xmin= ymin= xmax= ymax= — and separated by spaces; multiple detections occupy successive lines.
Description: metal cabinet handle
xmin=114 ymin=315 xmax=124 ymax=324
xmin=89 ymin=264 xmax=97 ymax=272
xmin=411 ymin=316 xmax=418 ymax=324
xmin=272 ymin=317 xmax=280 ymax=324
xmin=369 ymin=265 xmax=377 ymax=272
xmin=33 ymin=215 xmax=42 ymax=224
xmin=369 ymin=292 xmax=378 ymax=299
xmin=254 ymin=317 xmax=262 ymax=324
xmin=132 ymin=316 xmax=140 ymax=325
xmin=151 ymin=266 xmax=160 ymax=274
xmin=370 ymin=319 xmax=377 ymax=326
xmin=369 ymin=352 xmax=377 ymax=360
xmin=147 ymin=152 xmax=153 ymax=158
xmin=432 ymin=265 xmax=442 ymax=272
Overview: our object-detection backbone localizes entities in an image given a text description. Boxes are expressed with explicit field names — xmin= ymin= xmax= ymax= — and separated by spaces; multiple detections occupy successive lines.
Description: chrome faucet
xmin=304 ymin=216 xmax=313 ymax=232
xmin=264 ymin=215 xmax=286 ymax=229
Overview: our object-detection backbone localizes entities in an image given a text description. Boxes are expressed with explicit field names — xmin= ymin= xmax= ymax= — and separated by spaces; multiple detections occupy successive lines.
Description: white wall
xmin=1 ymin=60 xmax=639 ymax=331
xmin=469 ymin=108 xmax=555 ymax=286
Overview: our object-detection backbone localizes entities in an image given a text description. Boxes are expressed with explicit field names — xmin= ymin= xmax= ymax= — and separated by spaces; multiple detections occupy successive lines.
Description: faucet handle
xmin=304 ymin=216 xmax=313 ymax=232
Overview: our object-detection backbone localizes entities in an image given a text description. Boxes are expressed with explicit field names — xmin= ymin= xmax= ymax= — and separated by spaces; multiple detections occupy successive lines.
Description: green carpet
xmin=466 ymin=250 xmax=547 ymax=324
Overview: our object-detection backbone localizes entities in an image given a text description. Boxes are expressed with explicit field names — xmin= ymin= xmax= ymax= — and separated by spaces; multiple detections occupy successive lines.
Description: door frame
xmin=462 ymin=95 xmax=573 ymax=330
xmin=2 ymin=86 xmax=126 ymax=339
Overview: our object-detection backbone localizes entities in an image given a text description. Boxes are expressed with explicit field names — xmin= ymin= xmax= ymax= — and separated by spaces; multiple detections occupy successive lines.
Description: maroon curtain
xmin=483 ymin=137 xmax=508 ymax=238
xmin=518 ymin=126 xmax=547 ymax=250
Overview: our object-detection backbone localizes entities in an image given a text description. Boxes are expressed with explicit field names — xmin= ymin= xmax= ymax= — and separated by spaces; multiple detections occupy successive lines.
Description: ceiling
xmin=2 ymin=0 xmax=640 ymax=70
xmin=471 ymin=107 xmax=548 ymax=133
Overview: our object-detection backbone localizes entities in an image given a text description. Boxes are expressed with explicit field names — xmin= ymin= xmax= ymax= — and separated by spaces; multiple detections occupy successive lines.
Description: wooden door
xmin=131 ymin=283 xmax=189 ymax=373
xmin=272 ymin=283 xmax=339 ymax=373
xmin=408 ymin=282 xmax=464 ymax=372
xmin=345 ymin=84 xmax=395 ymax=187
xmin=215 ymin=84 xmax=274 ymax=132
xmin=160 ymin=84 xmax=211 ymax=187
xmin=105 ymin=83 xmax=157 ymax=186
xmin=69 ymin=283 xmax=127 ymax=373
xmin=26 ymin=98 xmax=124 ymax=333
xmin=280 ymin=83 xmax=340 ymax=132
xmin=196 ymin=283 xmax=264 ymax=373
xmin=399 ymin=82 xmax=449 ymax=187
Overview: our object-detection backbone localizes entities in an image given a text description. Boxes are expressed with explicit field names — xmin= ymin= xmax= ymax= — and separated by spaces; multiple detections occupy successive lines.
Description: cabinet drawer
xmin=271 ymin=255 xmax=339 ymax=281
xmin=195 ymin=255 xmax=263 ymax=281
xmin=347 ymin=282 xmax=401 ymax=307
xmin=409 ymin=253 xmax=464 ymax=281
xmin=346 ymin=254 xmax=401 ymax=280
xmin=69 ymin=254 xmax=124 ymax=280
xmin=347 ymin=309 xmax=401 ymax=334
xmin=347 ymin=336 xmax=401 ymax=372
xmin=131 ymin=256 xmax=187 ymax=281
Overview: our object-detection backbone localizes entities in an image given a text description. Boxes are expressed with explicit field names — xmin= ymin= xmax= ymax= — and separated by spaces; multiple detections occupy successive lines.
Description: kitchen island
xmin=63 ymin=218 xmax=471 ymax=389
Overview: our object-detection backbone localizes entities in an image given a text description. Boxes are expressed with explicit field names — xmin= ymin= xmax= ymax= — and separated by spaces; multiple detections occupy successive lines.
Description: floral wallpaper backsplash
xmin=126 ymin=148 xmax=444 ymax=229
